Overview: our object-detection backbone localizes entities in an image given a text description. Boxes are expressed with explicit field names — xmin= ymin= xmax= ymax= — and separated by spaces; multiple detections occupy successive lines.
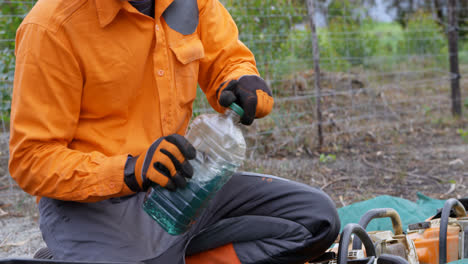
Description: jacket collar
xmin=95 ymin=0 xmax=176 ymax=28
xmin=95 ymin=0 xmax=124 ymax=28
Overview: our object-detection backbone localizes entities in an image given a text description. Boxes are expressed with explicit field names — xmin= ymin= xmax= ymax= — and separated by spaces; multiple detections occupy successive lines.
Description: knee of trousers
xmin=294 ymin=187 xmax=341 ymax=251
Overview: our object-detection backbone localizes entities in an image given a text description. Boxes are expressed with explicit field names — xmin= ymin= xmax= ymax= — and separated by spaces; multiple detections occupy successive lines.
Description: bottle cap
xmin=229 ymin=103 xmax=244 ymax=116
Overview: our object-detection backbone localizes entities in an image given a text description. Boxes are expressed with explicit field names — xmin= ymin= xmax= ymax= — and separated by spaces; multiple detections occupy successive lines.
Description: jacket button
xmin=158 ymin=70 xmax=164 ymax=76
xmin=155 ymin=24 xmax=160 ymax=31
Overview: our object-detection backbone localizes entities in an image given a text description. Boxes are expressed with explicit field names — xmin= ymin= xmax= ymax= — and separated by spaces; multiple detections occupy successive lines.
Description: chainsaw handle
xmin=439 ymin=198 xmax=466 ymax=264
xmin=338 ymin=223 xmax=376 ymax=264
xmin=352 ymin=208 xmax=403 ymax=250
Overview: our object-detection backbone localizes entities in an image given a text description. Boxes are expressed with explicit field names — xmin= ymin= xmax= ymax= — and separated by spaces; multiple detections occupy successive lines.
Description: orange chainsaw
xmin=334 ymin=198 xmax=468 ymax=264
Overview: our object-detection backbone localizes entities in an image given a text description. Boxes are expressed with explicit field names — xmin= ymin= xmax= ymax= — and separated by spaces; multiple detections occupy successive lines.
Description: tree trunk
xmin=448 ymin=0 xmax=462 ymax=116
xmin=306 ymin=0 xmax=324 ymax=150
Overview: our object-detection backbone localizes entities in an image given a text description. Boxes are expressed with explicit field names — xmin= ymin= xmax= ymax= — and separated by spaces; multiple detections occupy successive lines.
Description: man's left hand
xmin=217 ymin=75 xmax=274 ymax=125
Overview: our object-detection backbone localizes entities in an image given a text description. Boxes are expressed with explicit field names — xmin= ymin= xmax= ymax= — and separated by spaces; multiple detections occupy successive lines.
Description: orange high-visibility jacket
xmin=9 ymin=0 xmax=259 ymax=202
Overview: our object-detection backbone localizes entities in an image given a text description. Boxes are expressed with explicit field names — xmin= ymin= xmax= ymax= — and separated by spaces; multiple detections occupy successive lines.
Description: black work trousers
xmin=39 ymin=172 xmax=340 ymax=264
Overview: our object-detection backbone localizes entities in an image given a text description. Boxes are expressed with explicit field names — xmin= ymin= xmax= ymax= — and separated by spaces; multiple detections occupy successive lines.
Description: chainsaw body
xmin=407 ymin=217 xmax=468 ymax=264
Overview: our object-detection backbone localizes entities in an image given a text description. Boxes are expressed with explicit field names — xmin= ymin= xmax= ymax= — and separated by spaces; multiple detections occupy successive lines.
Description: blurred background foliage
xmin=222 ymin=0 xmax=452 ymax=81
xmin=0 ymin=1 xmax=31 ymax=121
xmin=0 ymin=0 xmax=463 ymax=117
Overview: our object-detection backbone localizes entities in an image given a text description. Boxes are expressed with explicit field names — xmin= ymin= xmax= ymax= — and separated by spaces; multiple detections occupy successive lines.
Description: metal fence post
xmin=448 ymin=0 xmax=462 ymax=116
xmin=306 ymin=0 xmax=324 ymax=150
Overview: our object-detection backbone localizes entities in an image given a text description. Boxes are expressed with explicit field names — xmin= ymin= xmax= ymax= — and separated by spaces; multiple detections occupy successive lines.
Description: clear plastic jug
xmin=143 ymin=103 xmax=246 ymax=235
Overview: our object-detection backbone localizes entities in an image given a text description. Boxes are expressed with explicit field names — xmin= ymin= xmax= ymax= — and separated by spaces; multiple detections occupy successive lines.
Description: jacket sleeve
xmin=9 ymin=24 xmax=133 ymax=202
xmin=197 ymin=0 xmax=260 ymax=113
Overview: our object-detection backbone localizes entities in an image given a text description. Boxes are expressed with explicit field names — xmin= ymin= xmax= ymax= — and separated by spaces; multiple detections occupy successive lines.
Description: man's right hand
xmin=124 ymin=134 xmax=196 ymax=192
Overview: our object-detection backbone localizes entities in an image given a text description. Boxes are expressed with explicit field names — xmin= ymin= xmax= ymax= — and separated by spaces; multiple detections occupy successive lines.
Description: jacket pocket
xmin=170 ymin=37 xmax=204 ymax=106
xmin=170 ymin=36 xmax=205 ymax=66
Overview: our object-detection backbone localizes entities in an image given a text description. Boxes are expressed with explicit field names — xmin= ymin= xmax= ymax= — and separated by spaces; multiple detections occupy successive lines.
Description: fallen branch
xmin=320 ymin=177 xmax=351 ymax=190
xmin=7 ymin=212 xmax=25 ymax=217
xmin=0 ymin=233 xmax=12 ymax=248
xmin=0 ymin=233 xmax=40 ymax=249
xmin=0 ymin=208 xmax=7 ymax=218
xmin=441 ymin=183 xmax=456 ymax=198
xmin=0 ymin=203 xmax=11 ymax=209
xmin=361 ymin=156 xmax=443 ymax=184
xmin=339 ymin=195 xmax=347 ymax=207
xmin=0 ymin=239 xmax=30 ymax=248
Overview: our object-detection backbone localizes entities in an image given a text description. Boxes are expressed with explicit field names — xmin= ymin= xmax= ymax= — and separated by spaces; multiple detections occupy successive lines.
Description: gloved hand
xmin=217 ymin=75 xmax=274 ymax=125
xmin=124 ymin=134 xmax=196 ymax=192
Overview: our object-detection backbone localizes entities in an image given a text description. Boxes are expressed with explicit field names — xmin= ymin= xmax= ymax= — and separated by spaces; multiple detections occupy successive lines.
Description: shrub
xmin=326 ymin=17 xmax=380 ymax=68
xmin=224 ymin=0 xmax=304 ymax=80
xmin=0 ymin=1 xmax=32 ymax=119
xmin=399 ymin=11 xmax=447 ymax=59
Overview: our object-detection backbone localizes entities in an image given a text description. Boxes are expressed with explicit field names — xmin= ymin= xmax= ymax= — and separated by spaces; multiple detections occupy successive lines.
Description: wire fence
xmin=0 ymin=0 xmax=467 ymax=196
xmin=221 ymin=1 xmax=467 ymax=157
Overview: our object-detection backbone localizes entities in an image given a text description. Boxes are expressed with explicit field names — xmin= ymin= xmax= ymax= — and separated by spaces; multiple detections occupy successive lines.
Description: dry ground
xmin=1 ymin=188 xmax=44 ymax=258
xmin=245 ymin=118 xmax=468 ymax=205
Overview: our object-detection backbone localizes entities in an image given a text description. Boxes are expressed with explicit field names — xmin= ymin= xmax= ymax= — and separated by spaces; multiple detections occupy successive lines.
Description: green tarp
xmin=448 ymin=260 xmax=468 ymax=264
xmin=337 ymin=192 xmax=446 ymax=232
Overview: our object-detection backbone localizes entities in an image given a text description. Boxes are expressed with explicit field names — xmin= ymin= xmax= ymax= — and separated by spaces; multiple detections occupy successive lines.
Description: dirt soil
xmin=0 ymin=189 xmax=44 ymax=258
xmin=244 ymin=119 xmax=468 ymax=205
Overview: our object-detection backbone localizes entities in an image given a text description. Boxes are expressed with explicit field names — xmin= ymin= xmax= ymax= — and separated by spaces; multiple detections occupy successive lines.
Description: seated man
xmin=9 ymin=0 xmax=340 ymax=263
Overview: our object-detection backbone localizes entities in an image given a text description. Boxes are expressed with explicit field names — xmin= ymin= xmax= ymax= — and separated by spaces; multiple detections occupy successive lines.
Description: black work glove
xmin=217 ymin=75 xmax=274 ymax=125
xmin=124 ymin=134 xmax=196 ymax=192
